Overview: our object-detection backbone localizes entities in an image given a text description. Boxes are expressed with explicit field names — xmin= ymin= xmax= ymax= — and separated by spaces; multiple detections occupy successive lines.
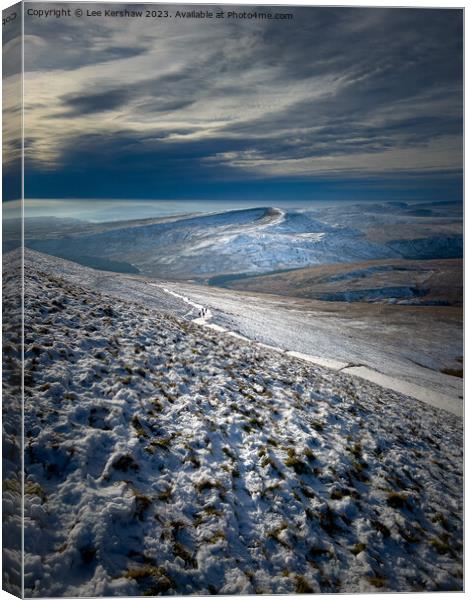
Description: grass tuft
xmin=386 ymin=492 xmax=410 ymax=510
xmin=368 ymin=577 xmax=387 ymax=588
xmin=295 ymin=575 xmax=314 ymax=593
xmin=351 ymin=542 xmax=366 ymax=556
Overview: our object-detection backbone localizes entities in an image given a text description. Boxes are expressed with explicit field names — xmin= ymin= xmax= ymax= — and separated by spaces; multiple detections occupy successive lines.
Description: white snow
xmin=13 ymin=251 xmax=462 ymax=597
xmin=158 ymin=281 xmax=463 ymax=417
xmin=286 ymin=351 xmax=350 ymax=371
xmin=26 ymin=206 xmax=402 ymax=280
xmin=23 ymin=249 xmax=463 ymax=417
xmin=342 ymin=366 xmax=461 ymax=416
xmin=157 ymin=286 xmax=456 ymax=417
xmin=157 ymin=285 xmax=462 ymax=417
xmin=155 ymin=283 xmax=463 ymax=416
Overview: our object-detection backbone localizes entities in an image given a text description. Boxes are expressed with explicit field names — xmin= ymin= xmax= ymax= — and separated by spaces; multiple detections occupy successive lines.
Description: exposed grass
xmin=3 ymin=479 xmax=21 ymax=494
xmin=373 ymin=520 xmax=391 ymax=538
xmin=249 ymin=416 xmax=264 ymax=429
xmin=301 ymin=484 xmax=316 ymax=499
xmin=157 ymin=486 xmax=173 ymax=502
xmin=124 ymin=565 xmax=173 ymax=594
xmin=150 ymin=436 xmax=172 ymax=451
xmin=349 ymin=442 xmax=363 ymax=460
xmin=351 ymin=542 xmax=366 ymax=556
xmin=368 ymin=576 xmax=387 ymax=588
xmin=203 ymin=506 xmax=222 ymax=517
xmin=261 ymin=455 xmax=277 ymax=470
xmin=284 ymin=448 xmax=310 ymax=475
xmin=195 ymin=479 xmax=222 ymax=493
xmin=151 ymin=397 xmax=164 ymax=412
xmin=330 ymin=488 xmax=348 ymax=500
xmin=295 ymin=575 xmax=314 ymax=593
xmin=351 ymin=460 xmax=369 ymax=482
xmin=430 ymin=535 xmax=451 ymax=555
xmin=304 ymin=447 xmax=315 ymax=462
xmin=268 ymin=523 xmax=290 ymax=548
xmin=112 ymin=454 xmax=139 ymax=472
xmin=134 ymin=494 xmax=152 ymax=521
xmin=206 ymin=530 xmax=226 ymax=545
xmin=24 ymin=481 xmax=46 ymax=502
xmin=173 ymin=541 xmax=197 ymax=568
xmin=319 ymin=505 xmax=342 ymax=535
xmin=222 ymin=446 xmax=237 ymax=460
xmin=386 ymin=491 xmax=410 ymax=510
xmin=431 ymin=513 xmax=449 ymax=530
xmin=132 ymin=416 xmax=148 ymax=438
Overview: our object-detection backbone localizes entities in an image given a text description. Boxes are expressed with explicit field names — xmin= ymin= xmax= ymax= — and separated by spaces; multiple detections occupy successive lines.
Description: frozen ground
xmin=27 ymin=251 xmax=462 ymax=417
xmin=158 ymin=281 xmax=463 ymax=417
xmin=2 ymin=252 xmax=23 ymax=597
xmin=16 ymin=252 xmax=463 ymax=596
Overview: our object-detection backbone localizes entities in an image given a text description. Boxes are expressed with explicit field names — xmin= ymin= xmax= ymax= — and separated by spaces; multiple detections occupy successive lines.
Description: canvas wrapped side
xmin=3 ymin=2 xmax=23 ymax=598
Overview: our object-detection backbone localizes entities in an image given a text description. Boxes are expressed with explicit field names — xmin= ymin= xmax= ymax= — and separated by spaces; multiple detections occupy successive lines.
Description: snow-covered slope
xmin=2 ymin=252 xmax=23 ymax=597
xmin=24 ymin=249 xmax=464 ymax=417
xmin=25 ymin=206 xmax=401 ymax=280
xmin=17 ymin=254 xmax=463 ymax=596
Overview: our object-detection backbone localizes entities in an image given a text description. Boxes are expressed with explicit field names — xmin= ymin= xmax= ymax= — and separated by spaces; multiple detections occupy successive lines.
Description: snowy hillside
xmin=24 ymin=250 xmax=464 ymax=416
xmin=23 ymin=202 xmax=462 ymax=281
xmin=18 ymin=254 xmax=463 ymax=596
xmin=2 ymin=252 xmax=22 ymax=597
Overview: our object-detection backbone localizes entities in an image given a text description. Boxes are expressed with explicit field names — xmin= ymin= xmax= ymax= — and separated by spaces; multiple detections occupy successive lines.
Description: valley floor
xmin=28 ymin=250 xmax=463 ymax=417
xmin=5 ymin=252 xmax=462 ymax=596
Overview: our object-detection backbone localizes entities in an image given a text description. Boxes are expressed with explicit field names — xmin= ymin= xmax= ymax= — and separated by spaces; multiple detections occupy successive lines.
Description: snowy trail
xmin=25 ymin=250 xmax=461 ymax=417
xmin=261 ymin=207 xmax=286 ymax=228
xmin=149 ymin=285 xmax=228 ymax=333
xmin=156 ymin=284 xmax=462 ymax=416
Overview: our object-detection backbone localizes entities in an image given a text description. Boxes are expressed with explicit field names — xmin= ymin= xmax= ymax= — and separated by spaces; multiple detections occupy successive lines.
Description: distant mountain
xmin=18 ymin=202 xmax=463 ymax=281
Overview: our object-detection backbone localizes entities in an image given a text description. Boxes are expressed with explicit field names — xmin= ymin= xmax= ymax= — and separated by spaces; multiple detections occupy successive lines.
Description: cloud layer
xmin=9 ymin=3 xmax=464 ymax=199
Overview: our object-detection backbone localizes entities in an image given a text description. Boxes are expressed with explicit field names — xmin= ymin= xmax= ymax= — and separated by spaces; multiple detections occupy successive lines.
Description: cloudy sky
xmin=5 ymin=3 xmax=464 ymax=202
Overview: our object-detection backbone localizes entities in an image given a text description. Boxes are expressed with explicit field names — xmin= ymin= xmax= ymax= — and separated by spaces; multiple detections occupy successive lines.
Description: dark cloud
xmin=19 ymin=4 xmax=463 ymax=200
xmin=26 ymin=43 xmax=149 ymax=73
xmin=62 ymin=88 xmax=131 ymax=115
xmin=137 ymin=98 xmax=196 ymax=113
